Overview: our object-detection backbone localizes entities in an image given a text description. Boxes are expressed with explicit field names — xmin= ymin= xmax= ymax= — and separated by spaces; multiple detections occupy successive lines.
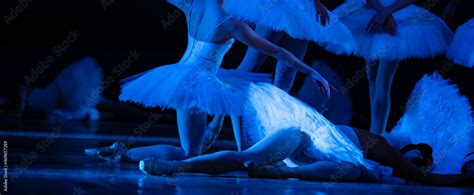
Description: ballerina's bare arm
xmin=229 ymin=20 xmax=330 ymax=98
xmin=365 ymin=0 xmax=415 ymax=34
xmin=313 ymin=0 xmax=330 ymax=26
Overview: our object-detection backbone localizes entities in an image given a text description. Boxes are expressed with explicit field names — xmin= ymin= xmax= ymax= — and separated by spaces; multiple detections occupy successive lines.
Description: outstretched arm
xmin=230 ymin=20 xmax=330 ymax=97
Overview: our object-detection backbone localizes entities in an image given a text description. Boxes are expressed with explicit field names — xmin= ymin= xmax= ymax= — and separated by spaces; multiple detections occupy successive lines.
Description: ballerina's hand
xmin=315 ymin=1 xmax=330 ymax=27
xmin=366 ymin=10 xmax=391 ymax=33
xmin=311 ymin=71 xmax=331 ymax=99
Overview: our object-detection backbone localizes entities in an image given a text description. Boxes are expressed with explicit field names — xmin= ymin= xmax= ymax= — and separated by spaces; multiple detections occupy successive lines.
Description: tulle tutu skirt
xmin=242 ymin=82 xmax=370 ymax=168
xmin=223 ymin=0 xmax=355 ymax=53
xmin=27 ymin=57 xmax=103 ymax=121
xmin=447 ymin=19 xmax=474 ymax=68
xmin=327 ymin=2 xmax=453 ymax=61
xmin=119 ymin=64 xmax=271 ymax=116
xmin=387 ymin=73 xmax=473 ymax=174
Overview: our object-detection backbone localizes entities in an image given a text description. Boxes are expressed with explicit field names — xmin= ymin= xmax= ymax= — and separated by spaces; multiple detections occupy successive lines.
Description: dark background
xmin=0 ymin=0 xmax=472 ymax=130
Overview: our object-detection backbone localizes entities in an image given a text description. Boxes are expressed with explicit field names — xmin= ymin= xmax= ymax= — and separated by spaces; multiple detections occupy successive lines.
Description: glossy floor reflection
xmin=3 ymin=120 xmax=474 ymax=195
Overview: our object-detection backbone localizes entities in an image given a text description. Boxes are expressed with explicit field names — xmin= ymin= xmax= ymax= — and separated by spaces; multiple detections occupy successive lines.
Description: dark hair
xmin=400 ymin=143 xmax=433 ymax=169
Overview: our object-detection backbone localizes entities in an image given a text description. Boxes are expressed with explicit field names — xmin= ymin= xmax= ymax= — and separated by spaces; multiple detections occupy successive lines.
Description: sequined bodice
xmin=179 ymin=35 xmax=234 ymax=73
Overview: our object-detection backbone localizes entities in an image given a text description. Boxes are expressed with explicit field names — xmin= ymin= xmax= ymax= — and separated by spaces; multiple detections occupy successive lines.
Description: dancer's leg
xmin=369 ymin=60 xmax=399 ymax=134
xmin=140 ymin=128 xmax=306 ymax=175
xmin=230 ymin=114 xmax=267 ymax=151
xmin=176 ymin=109 xmax=208 ymax=157
xmin=202 ymin=115 xmax=225 ymax=153
xmin=250 ymin=161 xmax=362 ymax=182
xmin=274 ymin=38 xmax=309 ymax=92
xmin=237 ymin=26 xmax=285 ymax=72
xmin=125 ymin=145 xmax=186 ymax=161
xmin=230 ymin=115 xmax=251 ymax=151
xmin=353 ymin=128 xmax=474 ymax=185
xmin=125 ymin=109 xmax=207 ymax=161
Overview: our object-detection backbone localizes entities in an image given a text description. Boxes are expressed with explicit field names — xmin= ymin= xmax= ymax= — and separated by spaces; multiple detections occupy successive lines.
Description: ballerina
xmin=204 ymin=0 xmax=356 ymax=150
xmin=446 ymin=19 xmax=474 ymax=68
xmin=140 ymin=73 xmax=474 ymax=185
xmin=86 ymin=0 xmax=330 ymax=161
xmin=325 ymin=0 xmax=453 ymax=134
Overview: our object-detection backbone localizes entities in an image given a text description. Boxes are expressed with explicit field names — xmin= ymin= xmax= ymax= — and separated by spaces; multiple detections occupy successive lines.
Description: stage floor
xmin=2 ymin=119 xmax=473 ymax=195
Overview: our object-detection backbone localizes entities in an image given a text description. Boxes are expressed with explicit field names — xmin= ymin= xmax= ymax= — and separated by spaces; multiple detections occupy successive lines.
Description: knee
xmin=282 ymin=127 xmax=305 ymax=139
xmin=270 ymin=127 xmax=305 ymax=146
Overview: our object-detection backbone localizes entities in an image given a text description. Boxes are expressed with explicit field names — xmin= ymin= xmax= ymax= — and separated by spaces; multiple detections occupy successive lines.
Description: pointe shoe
xmin=139 ymin=158 xmax=185 ymax=176
xmin=84 ymin=141 xmax=128 ymax=162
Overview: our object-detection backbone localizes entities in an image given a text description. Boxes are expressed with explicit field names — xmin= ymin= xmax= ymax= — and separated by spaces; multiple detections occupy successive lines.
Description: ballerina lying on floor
xmin=138 ymin=73 xmax=473 ymax=186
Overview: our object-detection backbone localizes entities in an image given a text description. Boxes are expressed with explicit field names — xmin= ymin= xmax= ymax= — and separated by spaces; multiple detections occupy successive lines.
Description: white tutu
xmin=27 ymin=57 xmax=103 ymax=121
xmin=243 ymin=82 xmax=371 ymax=169
xmin=120 ymin=36 xmax=271 ymax=116
xmin=223 ymin=0 xmax=355 ymax=53
xmin=446 ymin=19 xmax=474 ymax=68
xmin=387 ymin=73 xmax=473 ymax=174
xmin=327 ymin=0 xmax=453 ymax=60
xmin=120 ymin=65 xmax=271 ymax=116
